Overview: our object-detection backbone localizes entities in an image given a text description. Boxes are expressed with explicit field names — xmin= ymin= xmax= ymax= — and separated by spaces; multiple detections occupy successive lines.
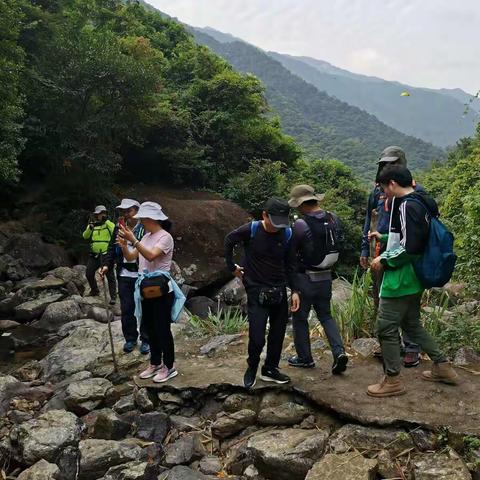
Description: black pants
xmin=246 ymin=286 xmax=288 ymax=370
xmin=118 ymin=276 xmax=147 ymax=343
xmin=142 ymin=293 xmax=175 ymax=368
xmin=292 ymin=274 xmax=344 ymax=361
xmin=86 ymin=253 xmax=116 ymax=299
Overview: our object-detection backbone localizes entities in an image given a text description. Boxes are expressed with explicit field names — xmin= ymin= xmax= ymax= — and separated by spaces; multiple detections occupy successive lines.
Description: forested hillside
xmin=269 ymin=52 xmax=478 ymax=148
xmin=192 ymin=30 xmax=445 ymax=180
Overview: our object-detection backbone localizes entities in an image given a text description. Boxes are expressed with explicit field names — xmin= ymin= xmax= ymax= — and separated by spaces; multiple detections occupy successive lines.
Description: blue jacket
xmin=134 ymin=270 xmax=186 ymax=323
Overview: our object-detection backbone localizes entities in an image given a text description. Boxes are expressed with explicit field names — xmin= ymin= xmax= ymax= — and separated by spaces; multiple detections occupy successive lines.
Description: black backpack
xmin=302 ymin=212 xmax=341 ymax=269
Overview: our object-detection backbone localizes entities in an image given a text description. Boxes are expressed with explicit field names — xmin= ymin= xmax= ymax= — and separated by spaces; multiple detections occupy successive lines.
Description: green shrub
xmin=189 ymin=307 xmax=248 ymax=337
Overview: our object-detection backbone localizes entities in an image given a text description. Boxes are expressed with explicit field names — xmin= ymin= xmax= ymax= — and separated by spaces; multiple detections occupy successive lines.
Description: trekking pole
xmin=102 ymin=275 xmax=119 ymax=373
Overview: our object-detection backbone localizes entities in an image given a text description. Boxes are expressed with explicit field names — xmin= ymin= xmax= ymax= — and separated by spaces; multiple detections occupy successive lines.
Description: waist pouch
xmin=140 ymin=275 xmax=170 ymax=300
xmin=305 ymin=270 xmax=331 ymax=282
xmin=120 ymin=262 xmax=138 ymax=272
xmin=258 ymin=286 xmax=284 ymax=307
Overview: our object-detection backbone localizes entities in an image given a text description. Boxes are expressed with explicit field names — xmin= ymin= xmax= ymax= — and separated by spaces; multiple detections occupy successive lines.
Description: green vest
xmin=83 ymin=220 xmax=115 ymax=254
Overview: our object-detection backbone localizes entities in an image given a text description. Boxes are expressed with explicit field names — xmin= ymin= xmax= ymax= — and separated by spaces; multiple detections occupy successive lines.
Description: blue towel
xmin=134 ymin=269 xmax=186 ymax=323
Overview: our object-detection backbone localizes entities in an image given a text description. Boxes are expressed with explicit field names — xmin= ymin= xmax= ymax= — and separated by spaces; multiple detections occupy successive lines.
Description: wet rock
xmin=133 ymin=388 xmax=155 ymax=412
xmin=413 ymin=448 xmax=472 ymax=479
xmin=164 ymin=434 xmax=206 ymax=466
xmin=185 ymin=296 xmax=216 ymax=319
xmin=14 ymin=293 xmax=64 ymax=321
xmin=36 ymin=300 xmax=82 ymax=332
xmin=454 ymin=347 xmax=480 ymax=367
xmin=215 ymin=277 xmax=247 ymax=305
xmin=351 ymin=338 xmax=380 ymax=357
xmin=85 ymin=408 xmax=131 ymax=440
xmin=199 ymin=455 xmax=222 ymax=475
xmin=161 ymin=465 xmax=209 ymax=480
xmin=306 ymin=452 xmax=378 ymax=480
xmin=0 ymin=319 xmax=20 ymax=331
xmin=223 ymin=393 xmax=258 ymax=413
xmin=200 ymin=334 xmax=243 ymax=356
xmin=64 ymin=377 xmax=114 ymax=415
xmin=134 ymin=412 xmax=170 ymax=443
xmin=78 ymin=439 xmax=142 ymax=480
xmin=56 ymin=446 xmax=80 ymax=480
xmin=101 ymin=461 xmax=148 ymax=480
xmin=247 ymin=428 xmax=329 ymax=480
xmin=212 ymin=409 xmax=257 ymax=439
xmin=113 ymin=394 xmax=135 ymax=414
xmin=14 ymin=360 xmax=43 ymax=382
xmin=329 ymin=424 xmax=414 ymax=456
xmin=257 ymin=402 xmax=310 ymax=426
xmin=17 ymin=459 xmax=60 ymax=480
xmin=9 ymin=410 xmax=84 ymax=464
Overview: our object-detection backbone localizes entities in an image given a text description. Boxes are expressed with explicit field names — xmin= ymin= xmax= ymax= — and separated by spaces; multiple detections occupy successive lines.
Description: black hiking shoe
xmin=288 ymin=355 xmax=315 ymax=368
xmin=243 ymin=366 xmax=257 ymax=389
xmin=332 ymin=353 xmax=349 ymax=374
xmin=260 ymin=367 xmax=291 ymax=384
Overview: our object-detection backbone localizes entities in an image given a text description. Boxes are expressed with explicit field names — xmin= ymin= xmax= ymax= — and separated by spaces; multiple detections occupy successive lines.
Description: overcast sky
xmin=148 ymin=0 xmax=479 ymax=94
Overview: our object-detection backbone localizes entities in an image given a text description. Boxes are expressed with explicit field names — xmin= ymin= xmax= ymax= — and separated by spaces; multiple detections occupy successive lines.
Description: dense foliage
xmin=192 ymin=31 xmax=445 ymax=181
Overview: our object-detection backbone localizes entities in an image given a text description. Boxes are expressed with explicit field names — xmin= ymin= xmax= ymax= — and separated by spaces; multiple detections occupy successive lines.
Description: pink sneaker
xmin=153 ymin=366 xmax=178 ymax=383
xmin=139 ymin=364 xmax=163 ymax=379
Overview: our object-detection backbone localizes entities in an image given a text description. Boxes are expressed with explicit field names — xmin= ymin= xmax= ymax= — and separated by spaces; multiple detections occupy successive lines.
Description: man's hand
xmin=98 ymin=266 xmax=108 ymax=278
xmin=233 ymin=264 xmax=244 ymax=279
xmin=290 ymin=292 xmax=300 ymax=313
xmin=368 ymin=230 xmax=382 ymax=242
xmin=370 ymin=256 xmax=384 ymax=272
xmin=359 ymin=256 xmax=370 ymax=270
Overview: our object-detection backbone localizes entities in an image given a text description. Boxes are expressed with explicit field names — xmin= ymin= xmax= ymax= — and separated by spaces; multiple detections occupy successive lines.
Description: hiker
xmin=83 ymin=205 xmax=116 ymax=302
xmin=224 ymin=198 xmax=300 ymax=388
xmin=367 ymin=165 xmax=458 ymax=397
xmin=287 ymin=185 xmax=348 ymax=373
xmin=117 ymin=201 xmax=184 ymax=383
xmin=360 ymin=146 xmax=422 ymax=368
xmin=100 ymin=199 xmax=149 ymax=355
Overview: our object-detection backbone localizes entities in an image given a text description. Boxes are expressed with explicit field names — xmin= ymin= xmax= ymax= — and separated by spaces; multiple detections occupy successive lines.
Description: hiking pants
xmin=246 ymin=286 xmax=288 ymax=370
xmin=377 ymin=293 xmax=446 ymax=376
xmin=292 ymin=274 xmax=344 ymax=361
xmin=142 ymin=293 xmax=175 ymax=368
xmin=118 ymin=276 xmax=147 ymax=344
xmin=86 ymin=253 xmax=116 ymax=299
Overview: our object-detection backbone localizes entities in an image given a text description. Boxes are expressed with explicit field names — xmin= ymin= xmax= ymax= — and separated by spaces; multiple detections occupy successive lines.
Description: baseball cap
xmin=377 ymin=146 xmax=406 ymax=164
xmin=116 ymin=198 xmax=140 ymax=210
xmin=288 ymin=184 xmax=325 ymax=208
xmin=93 ymin=205 xmax=107 ymax=214
xmin=133 ymin=201 xmax=168 ymax=221
xmin=264 ymin=197 xmax=291 ymax=228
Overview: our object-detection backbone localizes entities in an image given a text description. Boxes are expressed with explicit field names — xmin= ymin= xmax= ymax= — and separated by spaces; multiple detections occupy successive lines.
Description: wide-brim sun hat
xmin=116 ymin=198 xmax=140 ymax=210
xmin=288 ymin=185 xmax=325 ymax=208
xmin=133 ymin=201 xmax=168 ymax=221
xmin=93 ymin=205 xmax=107 ymax=214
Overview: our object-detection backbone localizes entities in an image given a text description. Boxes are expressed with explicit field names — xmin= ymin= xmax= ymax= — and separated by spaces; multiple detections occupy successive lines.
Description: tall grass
xmin=189 ymin=307 xmax=248 ymax=337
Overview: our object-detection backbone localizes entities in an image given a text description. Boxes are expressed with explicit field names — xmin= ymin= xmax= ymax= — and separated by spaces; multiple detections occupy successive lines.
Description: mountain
xmin=191 ymin=29 xmax=444 ymax=180
xmin=436 ymin=88 xmax=480 ymax=113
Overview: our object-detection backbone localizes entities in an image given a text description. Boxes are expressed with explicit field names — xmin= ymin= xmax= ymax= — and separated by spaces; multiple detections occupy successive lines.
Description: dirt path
xmin=135 ymin=334 xmax=480 ymax=435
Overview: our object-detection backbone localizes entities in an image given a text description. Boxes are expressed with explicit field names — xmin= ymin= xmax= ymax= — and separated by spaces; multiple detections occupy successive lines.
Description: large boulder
xmin=78 ymin=439 xmax=142 ymax=480
xmin=8 ymin=410 xmax=84 ymax=465
xmin=17 ymin=459 xmax=61 ymax=480
xmin=64 ymin=377 xmax=114 ymax=415
xmin=413 ymin=448 xmax=472 ymax=479
xmin=215 ymin=277 xmax=247 ymax=306
xmin=185 ymin=296 xmax=217 ymax=319
xmin=246 ymin=428 xmax=329 ymax=480
xmin=14 ymin=292 xmax=64 ymax=321
xmin=306 ymin=452 xmax=378 ymax=480
xmin=36 ymin=300 xmax=82 ymax=332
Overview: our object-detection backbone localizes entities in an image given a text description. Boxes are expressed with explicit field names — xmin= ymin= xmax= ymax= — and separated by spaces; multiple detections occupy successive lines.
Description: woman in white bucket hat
xmin=118 ymin=201 xmax=179 ymax=383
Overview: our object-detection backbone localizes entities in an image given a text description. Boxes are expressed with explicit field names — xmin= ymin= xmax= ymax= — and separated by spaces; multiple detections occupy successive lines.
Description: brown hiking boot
xmin=367 ymin=375 xmax=406 ymax=397
xmin=422 ymin=362 xmax=459 ymax=385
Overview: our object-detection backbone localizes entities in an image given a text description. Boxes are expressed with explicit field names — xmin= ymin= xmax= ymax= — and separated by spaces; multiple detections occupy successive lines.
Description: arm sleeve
xmin=82 ymin=225 xmax=93 ymax=240
xmin=155 ymin=233 xmax=174 ymax=255
xmin=286 ymin=221 xmax=304 ymax=291
xmin=360 ymin=192 xmax=375 ymax=257
xmin=224 ymin=223 xmax=251 ymax=272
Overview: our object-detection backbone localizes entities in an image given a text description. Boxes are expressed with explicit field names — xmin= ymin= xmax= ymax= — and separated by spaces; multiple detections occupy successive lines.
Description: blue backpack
xmin=250 ymin=221 xmax=292 ymax=244
xmin=408 ymin=198 xmax=457 ymax=289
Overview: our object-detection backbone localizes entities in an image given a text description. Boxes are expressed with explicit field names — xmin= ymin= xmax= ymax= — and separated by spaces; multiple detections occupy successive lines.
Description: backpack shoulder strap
xmin=250 ymin=221 xmax=260 ymax=239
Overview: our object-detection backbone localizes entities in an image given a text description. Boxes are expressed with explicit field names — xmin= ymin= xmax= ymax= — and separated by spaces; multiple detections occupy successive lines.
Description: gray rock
xmin=199 ymin=455 xmax=222 ymax=475
xmin=14 ymin=293 xmax=64 ymax=321
xmin=26 ymin=276 xmax=66 ymax=291
xmin=88 ymin=409 xmax=131 ymax=440
xmin=56 ymin=446 xmax=80 ymax=480
xmin=102 ymin=461 xmax=148 ymax=480
xmin=413 ymin=448 xmax=472 ymax=479
xmin=134 ymin=388 xmax=155 ymax=412
xmin=170 ymin=415 xmax=203 ymax=432
xmin=158 ymin=392 xmax=184 ymax=405
xmin=377 ymin=450 xmax=398 ymax=479
xmin=454 ymin=347 xmax=480 ymax=367
xmin=306 ymin=452 xmax=378 ymax=480
xmin=215 ymin=278 xmax=247 ymax=305
xmin=9 ymin=410 xmax=84 ymax=464
xmin=113 ymin=394 xmax=135 ymax=414
xmin=331 ymin=279 xmax=352 ymax=305
xmin=64 ymin=377 xmax=114 ymax=415
xmin=14 ymin=360 xmax=43 ymax=382
xmin=200 ymin=334 xmax=243 ymax=356
xmin=134 ymin=412 xmax=170 ymax=443
xmin=257 ymin=402 xmax=310 ymax=426
xmin=259 ymin=391 xmax=295 ymax=410
xmin=212 ymin=409 xmax=257 ymax=439
xmin=0 ymin=319 xmax=21 ymax=331
xmin=36 ymin=300 xmax=82 ymax=332
xmin=17 ymin=459 xmax=61 ymax=480
xmin=164 ymin=434 xmax=206 ymax=466
xmin=0 ymin=332 xmax=15 ymax=361
xmin=161 ymin=465 xmax=209 ymax=480
xmin=247 ymin=428 xmax=329 ymax=480
xmin=0 ymin=254 xmax=31 ymax=282
xmin=328 ymin=424 xmax=414 ymax=456
xmin=244 ymin=464 xmax=261 ymax=479
xmin=185 ymin=296 xmax=216 ymax=319
xmin=47 ymin=266 xmax=86 ymax=292
xmin=223 ymin=393 xmax=258 ymax=413
xmin=78 ymin=439 xmax=142 ymax=480
xmin=351 ymin=338 xmax=380 ymax=357
xmin=410 ymin=429 xmax=439 ymax=452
